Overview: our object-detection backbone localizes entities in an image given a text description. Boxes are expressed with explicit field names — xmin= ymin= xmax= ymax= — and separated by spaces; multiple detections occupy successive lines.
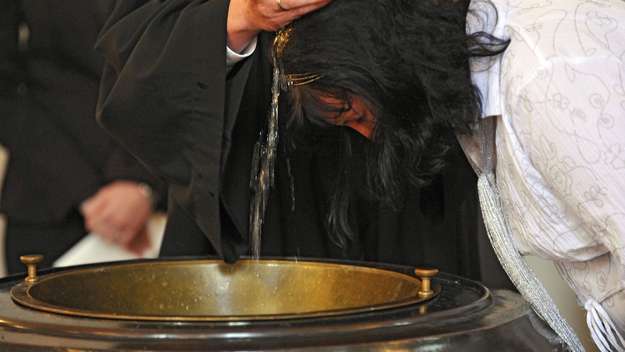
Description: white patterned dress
xmin=471 ymin=0 xmax=625 ymax=348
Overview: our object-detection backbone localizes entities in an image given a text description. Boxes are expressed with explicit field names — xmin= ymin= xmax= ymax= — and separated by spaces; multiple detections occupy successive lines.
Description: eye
xmin=342 ymin=113 xmax=367 ymax=126
xmin=353 ymin=115 xmax=366 ymax=123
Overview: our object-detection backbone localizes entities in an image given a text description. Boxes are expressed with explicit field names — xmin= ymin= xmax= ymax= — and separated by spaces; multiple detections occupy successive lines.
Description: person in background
xmin=0 ymin=0 xmax=166 ymax=274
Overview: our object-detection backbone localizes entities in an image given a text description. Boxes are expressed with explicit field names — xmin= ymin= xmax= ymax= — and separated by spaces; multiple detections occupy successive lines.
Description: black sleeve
xmin=95 ymin=0 xmax=261 ymax=258
xmin=95 ymin=0 xmax=231 ymax=186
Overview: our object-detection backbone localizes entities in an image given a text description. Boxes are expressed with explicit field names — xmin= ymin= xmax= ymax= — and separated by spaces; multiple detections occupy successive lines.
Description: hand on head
xmin=227 ymin=0 xmax=332 ymax=52
xmin=80 ymin=181 xmax=153 ymax=255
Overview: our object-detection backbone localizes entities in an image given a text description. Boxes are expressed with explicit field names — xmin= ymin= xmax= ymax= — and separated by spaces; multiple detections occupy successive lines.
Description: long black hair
xmin=279 ymin=0 xmax=509 ymax=250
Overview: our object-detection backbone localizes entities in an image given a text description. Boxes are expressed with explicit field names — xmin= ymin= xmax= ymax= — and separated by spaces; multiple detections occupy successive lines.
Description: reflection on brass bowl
xmin=11 ymin=259 xmax=439 ymax=321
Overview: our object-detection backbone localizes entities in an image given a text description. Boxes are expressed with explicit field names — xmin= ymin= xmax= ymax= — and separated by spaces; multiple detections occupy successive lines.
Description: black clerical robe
xmin=96 ymin=0 xmax=505 ymax=283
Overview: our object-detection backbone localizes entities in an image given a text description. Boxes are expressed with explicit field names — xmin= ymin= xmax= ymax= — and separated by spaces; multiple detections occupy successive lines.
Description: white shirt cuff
xmin=226 ymin=37 xmax=258 ymax=66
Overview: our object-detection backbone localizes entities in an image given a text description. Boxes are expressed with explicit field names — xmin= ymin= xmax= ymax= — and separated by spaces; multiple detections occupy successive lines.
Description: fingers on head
xmin=266 ymin=0 xmax=332 ymax=28
xmin=285 ymin=3 xmax=328 ymax=22
xmin=285 ymin=0 xmax=330 ymax=9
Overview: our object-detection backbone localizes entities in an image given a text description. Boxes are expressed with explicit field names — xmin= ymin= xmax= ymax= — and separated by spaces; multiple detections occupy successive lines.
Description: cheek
xmin=345 ymin=121 xmax=374 ymax=139
xmin=347 ymin=99 xmax=376 ymax=139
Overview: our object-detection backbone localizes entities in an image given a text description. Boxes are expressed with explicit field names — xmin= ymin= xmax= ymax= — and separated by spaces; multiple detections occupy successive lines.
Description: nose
xmin=344 ymin=121 xmax=374 ymax=139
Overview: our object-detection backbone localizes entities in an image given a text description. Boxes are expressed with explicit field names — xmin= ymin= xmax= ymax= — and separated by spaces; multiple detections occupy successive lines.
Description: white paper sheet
xmin=53 ymin=214 xmax=167 ymax=267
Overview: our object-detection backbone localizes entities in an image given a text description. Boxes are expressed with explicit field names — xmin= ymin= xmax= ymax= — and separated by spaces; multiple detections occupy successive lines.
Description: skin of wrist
xmin=227 ymin=1 xmax=259 ymax=52
xmin=137 ymin=182 xmax=156 ymax=209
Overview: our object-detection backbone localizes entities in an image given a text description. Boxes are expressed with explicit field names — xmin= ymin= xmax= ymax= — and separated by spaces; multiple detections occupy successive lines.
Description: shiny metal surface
xmin=0 ymin=260 xmax=565 ymax=351
xmin=19 ymin=254 xmax=43 ymax=284
xmin=11 ymin=259 xmax=439 ymax=321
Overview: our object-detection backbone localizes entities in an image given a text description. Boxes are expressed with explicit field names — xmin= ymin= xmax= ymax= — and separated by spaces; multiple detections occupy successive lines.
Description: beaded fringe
xmin=478 ymin=173 xmax=584 ymax=352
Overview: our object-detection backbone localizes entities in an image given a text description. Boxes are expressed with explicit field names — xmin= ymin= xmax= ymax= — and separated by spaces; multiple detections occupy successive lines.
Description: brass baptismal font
xmin=0 ymin=255 xmax=565 ymax=351
xmin=11 ymin=255 xmax=439 ymax=321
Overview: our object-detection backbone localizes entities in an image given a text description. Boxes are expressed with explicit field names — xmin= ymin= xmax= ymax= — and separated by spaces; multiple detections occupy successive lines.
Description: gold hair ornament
xmin=274 ymin=26 xmax=322 ymax=89
xmin=284 ymin=73 xmax=322 ymax=87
